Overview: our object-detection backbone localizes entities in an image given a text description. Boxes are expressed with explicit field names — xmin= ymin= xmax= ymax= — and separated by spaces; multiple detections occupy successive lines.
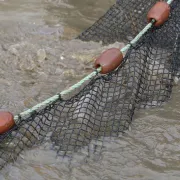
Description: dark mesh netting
xmin=0 ymin=0 xmax=180 ymax=169
xmin=77 ymin=0 xmax=159 ymax=44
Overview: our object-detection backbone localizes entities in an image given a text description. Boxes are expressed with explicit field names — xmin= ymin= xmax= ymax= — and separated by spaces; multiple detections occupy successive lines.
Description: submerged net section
xmin=0 ymin=0 xmax=180 ymax=169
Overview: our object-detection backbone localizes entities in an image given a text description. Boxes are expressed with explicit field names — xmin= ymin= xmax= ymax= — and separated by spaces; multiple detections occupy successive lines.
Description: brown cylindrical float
xmin=94 ymin=48 xmax=123 ymax=74
xmin=0 ymin=111 xmax=15 ymax=134
xmin=147 ymin=1 xmax=170 ymax=27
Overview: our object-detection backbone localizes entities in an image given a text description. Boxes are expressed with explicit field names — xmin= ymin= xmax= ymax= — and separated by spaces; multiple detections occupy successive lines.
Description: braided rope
xmin=167 ymin=0 xmax=174 ymax=4
xmin=14 ymin=67 xmax=101 ymax=123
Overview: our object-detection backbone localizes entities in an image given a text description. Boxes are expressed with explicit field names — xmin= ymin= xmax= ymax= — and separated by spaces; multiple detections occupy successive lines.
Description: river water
xmin=0 ymin=0 xmax=180 ymax=179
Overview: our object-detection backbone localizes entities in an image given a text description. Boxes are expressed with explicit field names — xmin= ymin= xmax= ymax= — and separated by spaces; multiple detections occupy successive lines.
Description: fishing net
xmin=78 ymin=0 xmax=159 ymax=44
xmin=0 ymin=0 xmax=180 ymax=169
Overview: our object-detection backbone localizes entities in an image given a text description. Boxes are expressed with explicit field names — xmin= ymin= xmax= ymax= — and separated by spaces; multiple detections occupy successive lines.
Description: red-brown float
xmin=0 ymin=111 xmax=15 ymax=134
xmin=94 ymin=48 xmax=123 ymax=74
xmin=147 ymin=1 xmax=170 ymax=27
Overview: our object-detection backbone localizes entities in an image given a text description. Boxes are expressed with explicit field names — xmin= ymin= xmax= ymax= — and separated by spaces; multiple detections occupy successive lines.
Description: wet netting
xmin=0 ymin=0 xmax=180 ymax=169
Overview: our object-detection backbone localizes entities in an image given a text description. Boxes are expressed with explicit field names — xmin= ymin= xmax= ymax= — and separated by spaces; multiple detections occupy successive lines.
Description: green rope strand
xmin=14 ymin=67 xmax=101 ymax=124
xmin=121 ymin=19 xmax=155 ymax=53
xmin=14 ymin=0 xmax=174 ymax=124
xmin=167 ymin=0 xmax=174 ymax=5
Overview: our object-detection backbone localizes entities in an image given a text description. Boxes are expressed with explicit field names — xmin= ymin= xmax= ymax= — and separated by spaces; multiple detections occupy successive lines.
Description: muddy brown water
xmin=0 ymin=0 xmax=180 ymax=179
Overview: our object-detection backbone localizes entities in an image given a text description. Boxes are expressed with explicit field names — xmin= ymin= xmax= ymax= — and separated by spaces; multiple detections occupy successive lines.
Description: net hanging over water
xmin=0 ymin=0 xmax=180 ymax=169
